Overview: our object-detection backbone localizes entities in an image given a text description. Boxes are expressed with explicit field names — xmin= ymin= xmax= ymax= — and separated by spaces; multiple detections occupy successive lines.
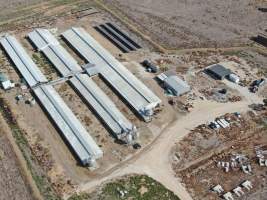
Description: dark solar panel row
xmin=100 ymin=24 xmax=137 ymax=51
xmin=94 ymin=26 xmax=130 ymax=53
xmin=106 ymin=23 xmax=142 ymax=49
xmin=95 ymin=23 xmax=142 ymax=53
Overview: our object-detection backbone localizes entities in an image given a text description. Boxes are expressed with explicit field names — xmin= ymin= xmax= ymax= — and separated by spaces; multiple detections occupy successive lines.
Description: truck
xmin=142 ymin=60 xmax=159 ymax=73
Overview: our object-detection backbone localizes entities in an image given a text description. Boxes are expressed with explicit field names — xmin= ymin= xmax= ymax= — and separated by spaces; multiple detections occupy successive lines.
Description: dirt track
xmin=74 ymin=69 xmax=264 ymax=199
xmin=76 ymin=95 xmax=262 ymax=200
xmin=102 ymin=0 xmax=267 ymax=49
xmin=0 ymin=118 xmax=36 ymax=200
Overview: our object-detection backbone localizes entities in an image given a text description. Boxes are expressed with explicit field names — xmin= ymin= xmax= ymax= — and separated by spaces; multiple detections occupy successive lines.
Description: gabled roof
xmin=207 ymin=64 xmax=232 ymax=78
xmin=164 ymin=75 xmax=190 ymax=95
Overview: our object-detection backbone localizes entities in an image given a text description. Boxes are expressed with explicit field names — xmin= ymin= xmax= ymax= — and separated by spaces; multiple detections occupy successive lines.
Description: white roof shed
xmin=1 ymin=80 xmax=14 ymax=90
xmin=157 ymin=71 xmax=190 ymax=96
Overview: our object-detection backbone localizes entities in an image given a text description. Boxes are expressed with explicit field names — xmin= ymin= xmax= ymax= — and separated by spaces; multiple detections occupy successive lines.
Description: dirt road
xmin=77 ymin=93 xmax=262 ymax=200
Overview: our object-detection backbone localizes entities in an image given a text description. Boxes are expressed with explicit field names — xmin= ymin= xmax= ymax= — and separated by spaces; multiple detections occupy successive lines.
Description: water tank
xmin=126 ymin=134 xmax=133 ymax=144
xmin=88 ymin=158 xmax=97 ymax=167
xmin=228 ymin=73 xmax=240 ymax=83
xmin=144 ymin=108 xmax=153 ymax=116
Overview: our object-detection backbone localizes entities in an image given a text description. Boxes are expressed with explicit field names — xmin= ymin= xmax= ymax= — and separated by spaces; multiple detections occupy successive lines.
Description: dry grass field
xmin=0 ymin=133 xmax=34 ymax=200
xmin=102 ymin=0 xmax=267 ymax=49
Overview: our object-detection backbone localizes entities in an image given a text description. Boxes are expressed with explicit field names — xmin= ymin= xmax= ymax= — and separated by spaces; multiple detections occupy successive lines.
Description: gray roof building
xmin=62 ymin=27 xmax=161 ymax=122
xmin=206 ymin=64 xmax=232 ymax=80
xmin=157 ymin=71 xmax=190 ymax=96
xmin=28 ymin=29 xmax=137 ymax=143
xmin=1 ymin=35 xmax=103 ymax=166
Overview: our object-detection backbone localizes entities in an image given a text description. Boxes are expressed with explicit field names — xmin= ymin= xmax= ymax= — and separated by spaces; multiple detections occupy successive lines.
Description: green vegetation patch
xmin=69 ymin=175 xmax=180 ymax=200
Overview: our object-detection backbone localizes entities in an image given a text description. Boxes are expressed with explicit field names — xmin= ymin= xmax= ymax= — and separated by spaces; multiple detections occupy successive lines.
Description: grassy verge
xmin=68 ymin=175 xmax=180 ymax=200
xmin=0 ymin=97 xmax=60 ymax=200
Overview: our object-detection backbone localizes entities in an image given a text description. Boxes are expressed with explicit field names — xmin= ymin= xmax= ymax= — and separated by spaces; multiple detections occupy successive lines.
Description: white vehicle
xmin=209 ymin=121 xmax=220 ymax=129
xmin=214 ymin=121 xmax=220 ymax=129
xmin=216 ymin=119 xmax=226 ymax=128
xmin=221 ymin=118 xmax=230 ymax=127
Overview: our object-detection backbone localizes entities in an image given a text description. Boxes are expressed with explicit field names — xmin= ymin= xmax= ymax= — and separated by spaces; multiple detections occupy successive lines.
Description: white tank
xmin=126 ymin=134 xmax=133 ymax=144
xmin=229 ymin=73 xmax=240 ymax=83
xmin=88 ymin=158 xmax=97 ymax=167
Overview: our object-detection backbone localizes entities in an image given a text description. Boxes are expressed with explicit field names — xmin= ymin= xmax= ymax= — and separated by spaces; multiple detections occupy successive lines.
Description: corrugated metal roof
xmin=156 ymin=73 xmax=168 ymax=82
xmin=62 ymin=27 xmax=161 ymax=121
xmin=163 ymin=70 xmax=176 ymax=77
xmin=0 ymin=35 xmax=103 ymax=165
xmin=28 ymin=29 xmax=136 ymax=141
xmin=164 ymin=75 xmax=190 ymax=96
xmin=207 ymin=64 xmax=232 ymax=78
xmin=0 ymin=35 xmax=47 ymax=86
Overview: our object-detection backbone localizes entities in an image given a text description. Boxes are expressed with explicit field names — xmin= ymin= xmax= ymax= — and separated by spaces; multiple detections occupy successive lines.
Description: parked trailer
xmin=0 ymin=35 xmax=103 ymax=166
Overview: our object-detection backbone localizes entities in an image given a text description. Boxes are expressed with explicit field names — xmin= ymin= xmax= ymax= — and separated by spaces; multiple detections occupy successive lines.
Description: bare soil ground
xmin=0 ymin=1 xmax=177 ymax=198
xmin=0 ymin=0 xmax=41 ymax=10
xmin=0 ymin=0 xmax=266 ymax=199
xmin=128 ymin=46 xmax=267 ymax=105
xmin=172 ymin=110 xmax=267 ymax=200
xmin=102 ymin=0 xmax=267 ymax=49
xmin=0 ymin=127 xmax=34 ymax=200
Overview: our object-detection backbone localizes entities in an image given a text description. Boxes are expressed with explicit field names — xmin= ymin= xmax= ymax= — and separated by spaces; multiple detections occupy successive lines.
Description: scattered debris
xmin=0 ymin=73 xmax=15 ymax=90
xmin=223 ymin=192 xmax=234 ymax=200
xmin=212 ymin=184 xmax=224 ymax=194
xmin=71 ymin=7 xmax=99 ymax=19
xmin=133 ymin=143 xmax=141 ymax=150
xmin=249 ymin=78 xmax=265 ymax=93
xmin=25 ymin=98 xmax=36 ymax=106
xmin=241 ymin=180 xmax=253 ymax=191
xmin=232 ymin=186 xmax=244 ymax=197
xmin=15 ymin=94 xmax=23 ymax=102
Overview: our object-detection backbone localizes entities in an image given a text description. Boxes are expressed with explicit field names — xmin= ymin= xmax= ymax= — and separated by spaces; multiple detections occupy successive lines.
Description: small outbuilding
xmin=0 ymin=73 xmax=14 ymax=90
xmin=157 ymin=70 xmax=190 ymax=96
xmin=228 ymin=73 xmax=240 ymax=83
xmin=206 ymin=64 xmax=232 ymax=80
